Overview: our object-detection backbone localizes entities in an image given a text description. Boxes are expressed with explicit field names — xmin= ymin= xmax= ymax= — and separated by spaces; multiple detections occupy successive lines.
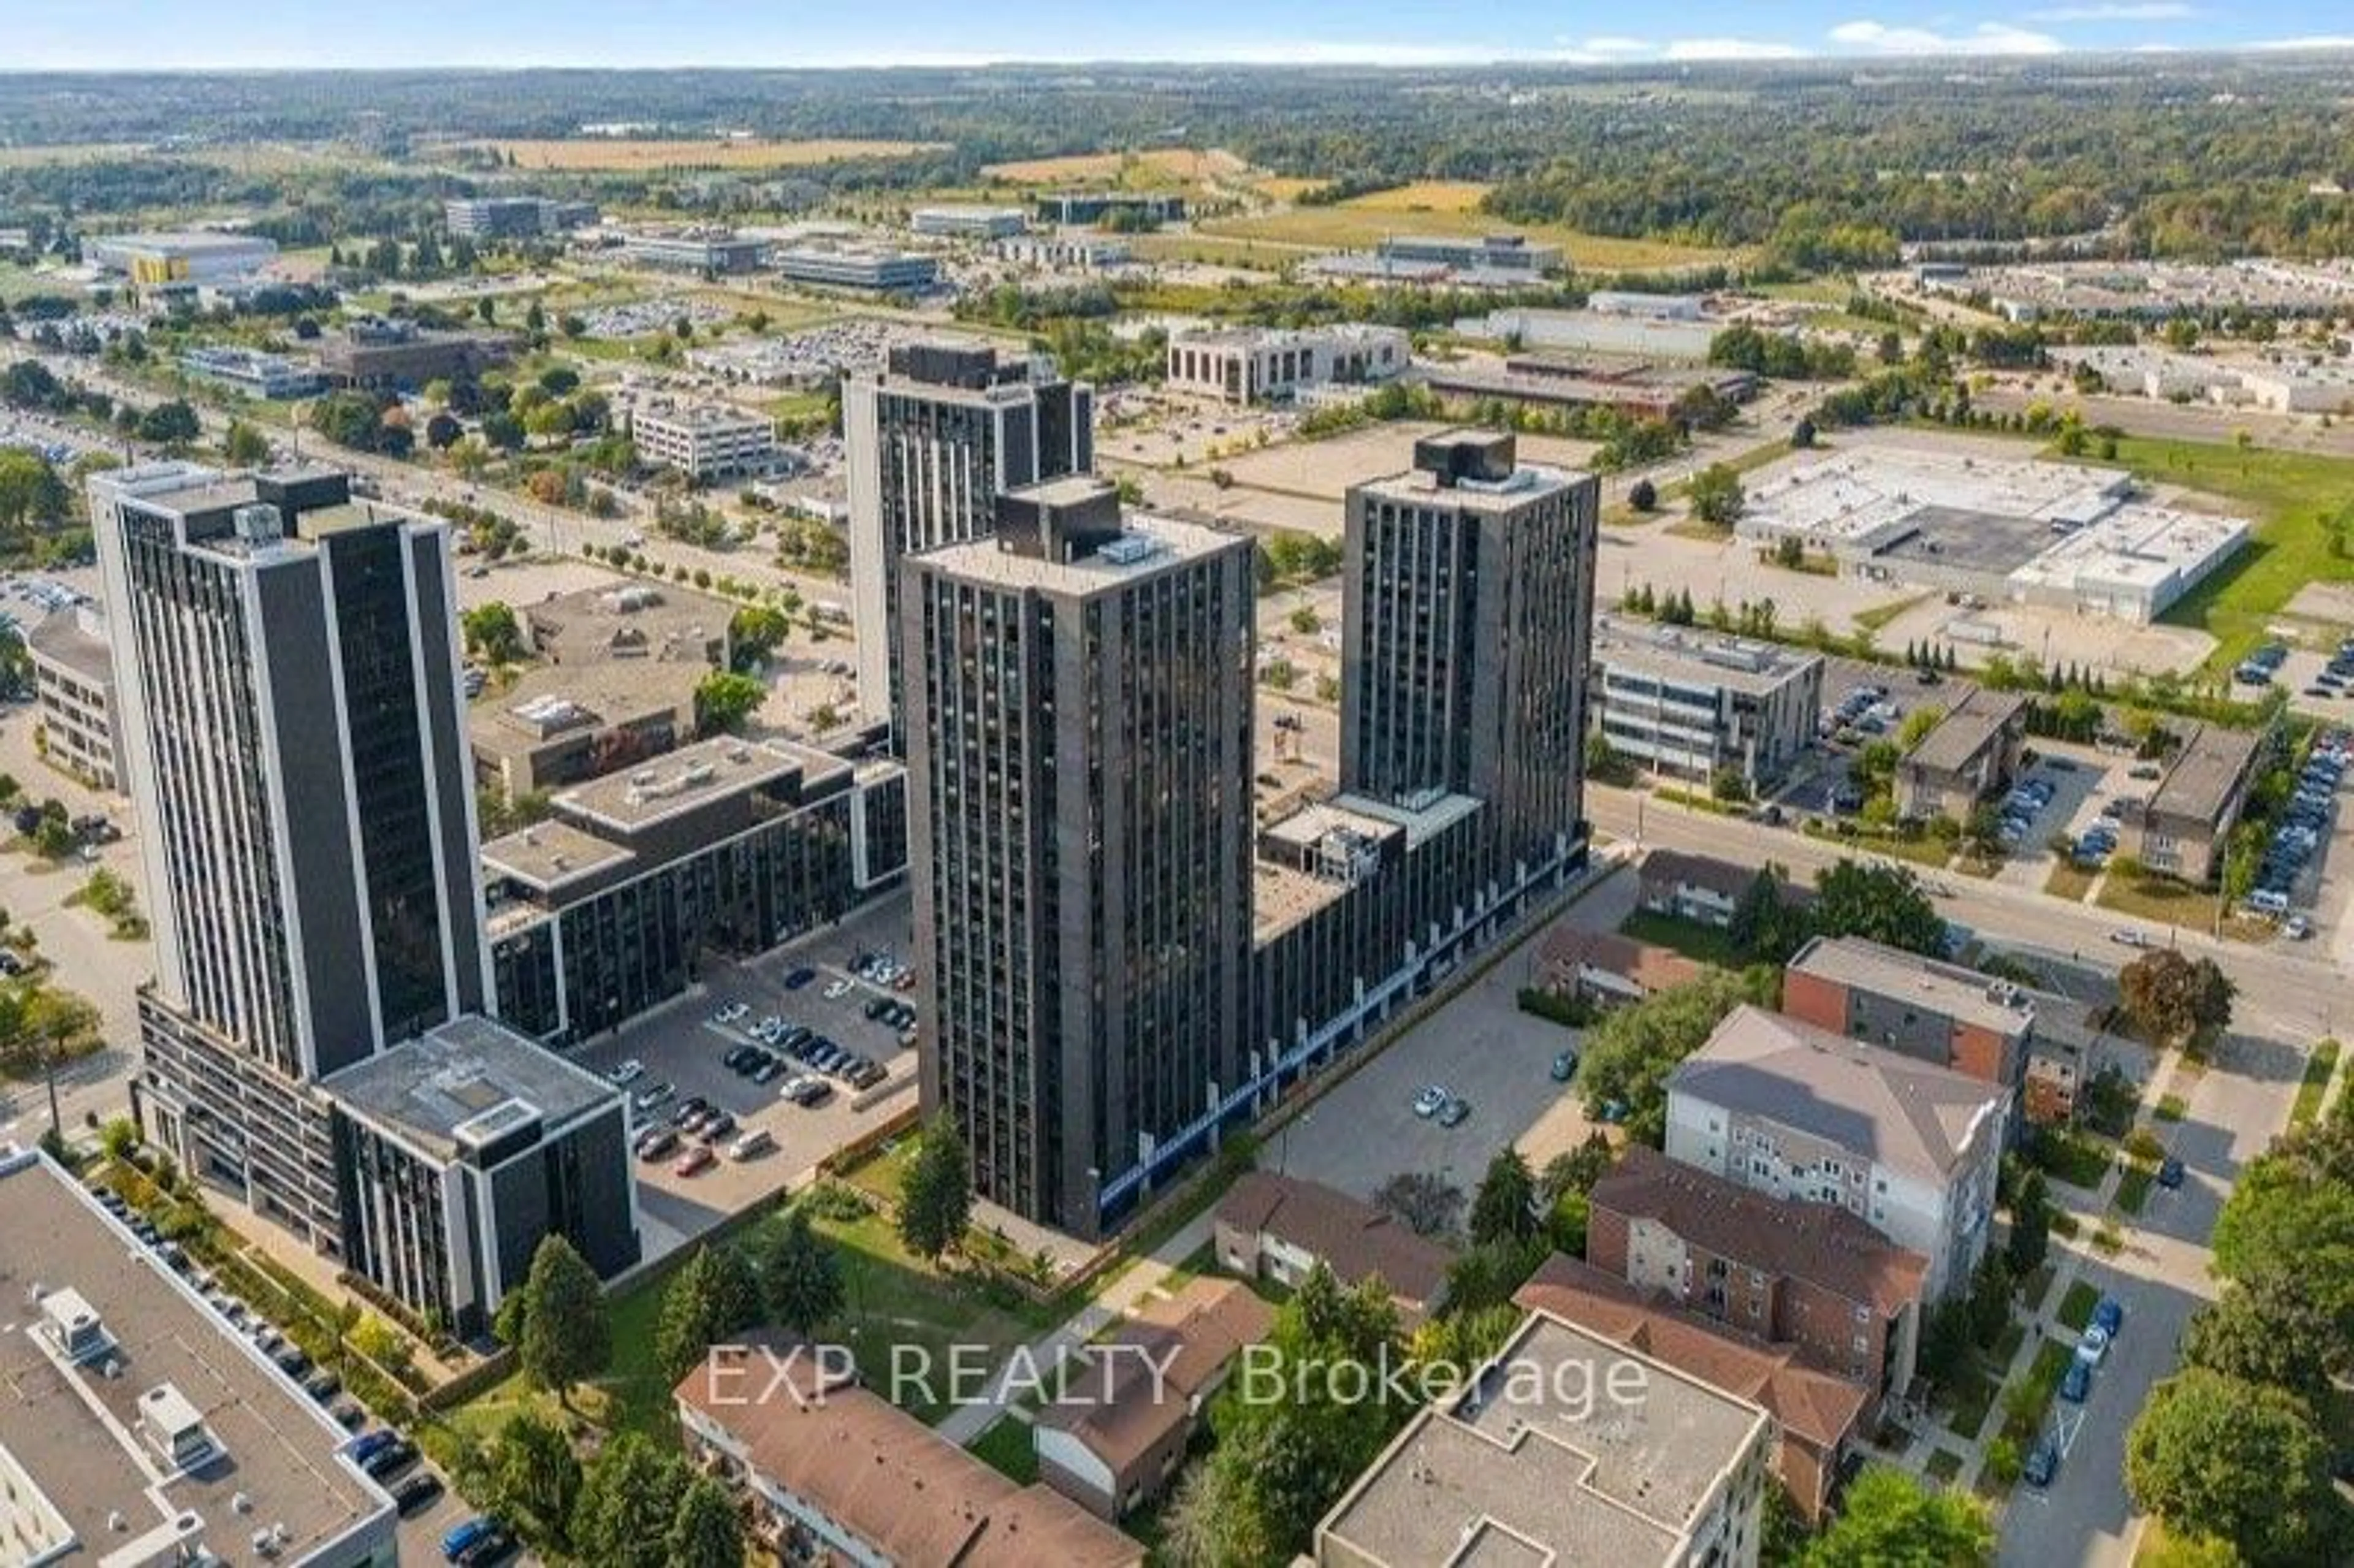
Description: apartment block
xmin=1894 ymin=689 xmax=2030 ymax=821
xmin=903 ymin=482 xmax=1254 ymax=1236
xmin=1164 ymin=322 xmax=1409 ymax=406
xmin=1665 ymin=1006 xmax=2009 ymax=1300
xmin=2135 ymin=721 xmax=2263 ymax=883
xmin=1588 ymin=1144 xmax=1927 ymax=1398
xmin=1636 ymin=847 xmax=1808 ymax=929
xmin=1343 ymin=430 xmax=1598 ymax=889
xmin=627 ymin=400 xmax=782 ymax=481
xmin=845 ymin=340 xmax=1091 ymax=744
xmin=26 ymin=604 xmax=126 ymax=791
xmin=1593 ymin=615 xmax=1824 ymax=792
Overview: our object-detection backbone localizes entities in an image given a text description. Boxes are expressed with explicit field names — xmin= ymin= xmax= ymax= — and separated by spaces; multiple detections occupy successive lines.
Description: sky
xmin=7 ymin=0 xmax=2354 ymax=70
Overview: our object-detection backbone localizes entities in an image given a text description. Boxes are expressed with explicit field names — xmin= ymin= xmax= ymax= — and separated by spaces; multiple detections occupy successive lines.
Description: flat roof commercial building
xmin=0 ymin=1147 xmax=398 ymax=1568
xmin=318 ymin=316 xmax=516 ymax=392
xmin=1164 ymin=322 xmax=1409 ymax=406
xmin=1464 ymin=305 xmax=1718 ymax=360
xmin=1893 ymin=688 xmax=2030 ymax=821
xmin=1666 ymin=1006 xmax=2009 ymax=1300
xmin=1593 ymin=615 xmax=1824 ymax=793
xmin=1314 ymin=1307 xmax=1772 ymax=1568
xmin=2136 ymin=721 xmax=2265 ymax=883
xmin=86 ymin=229 xmax=279 ymax=285
xmin=996 ymin=234 xmax=1132 ymax=270
xmin=1737 ymin=446 xmax=2250 ymax=625
xmin=676 ymin=1340 xmax=1143 ymax=1568
xmin=522 ymin=579 xmax=732 ymax=669
xmin=905 ymin=486 xmax=1256 ymax=1237
xmin=774 ymin=244 xmax=941 ymax=292
xmin=614 ymin=227 xmax=768 ymax=273
xmin=26 ymin=604 xmax=126 ymax=792
xmin=1420 ymin=355 xmax=1758 ymax=420
xmin=444 ymin=196 xmax=596 ymax=238
xmin=912 ymin=204 xmax=1029 ymax=239
xmin=469 ymin=659 xmax=702 ymax=801
xmin=180 ymin=345 xmax=326 ymax=399
xmin=627 ymin=398 xmax=782 ymax=481
xmin=1034 ymin=191 xmax=1184 ymax=226
xmin=321 ymin=1013 xmax=641 ymax=1339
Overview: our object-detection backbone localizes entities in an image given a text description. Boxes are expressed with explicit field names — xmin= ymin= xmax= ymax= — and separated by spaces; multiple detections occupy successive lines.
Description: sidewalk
xmin=934 ymin=1208 xmax=1219 ymax=1445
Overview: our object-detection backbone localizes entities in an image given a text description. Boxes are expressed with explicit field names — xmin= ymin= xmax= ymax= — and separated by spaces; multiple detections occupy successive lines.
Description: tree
xmin=490 ymin=1412 xmax=582 ymax=1551
xmin=571 ymin=1432 xmax=690 ymax=1568
xmin=1727 ymin=864 xmax=1805 ymax=964
xmin=898 ymin=1118 xmax=973 ymax=1261
xmin=1799 ymin=1464 xmax=1993 ymax=1567
xmin=1579 ymin=970 xmax=1761 ymax=1146
xmin=693 ymin=670 xmax=766 ymax=736
xmin=1538 ymin=1133 xmax=1617 ymax=1204
xmin=1791 ymin=415 xmax=1817 ymax=449
xmin=2125 ymin=1368 xmax=2336 ymax=1568
xmin=1160 ymin=1428 xmax=1278 ymax=1567
xmin=1468 ymin=1147 xmax=1540 ymax=1247
xmin=728 ymin=604 xmax=791 ymax=670
xmin=663 ymin=1474 xmax=742 ymax=1568
xmin=460 ymin=601 xmax=525 ymax=664
xmin=1374 ymin=1170 xmax=1466 ymax=1237
xmin=656 ymin=1242 xmax=763 ymax=1387
xmin=518 ymin=1233 xmax=610 ymax=1406
xmin=2118 ymin=948 xmax=2207 ymax=1046
xmin=1811 ymin=858 xmax=1946 ymax=956
xmin=0 ymin=449 xmax=69 ymax=530
xmin=425 ymin=411 xmax=463 ymax=450
xmin=137 ymin=400 xmax=201 ymax=447
xmin=2181 ymin=1273 xmax=2339 ymax=1392
xmin=755 ymin=1205 xmax=845 ymax=1335
xmin=2006 ymin=1166 xmax=2051 ymax=1274
xmin=222 ymin=420 xmax=270 ymax=466
xmin=1687 ymin=462 xmax=1745 ymax=527
xmin=1628 ymin=476 xmax=1658 ymax=512
xmin=2209 ymin=1117 xmax=2354 ymax=1353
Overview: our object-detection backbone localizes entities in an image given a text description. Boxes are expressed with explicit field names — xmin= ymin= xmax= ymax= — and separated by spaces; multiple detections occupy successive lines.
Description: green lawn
xmin=2114 ymin=1166 xmax=2154 ymax=1216
xmin=2036 ymin=1126 xmax=2115 ymax=1190
xmin=2094 ymin=869 xmax=2222 ymax=935
xmin=2057 ymin=1281 xmax=2100 ymax=1332
xmin=2083 ymin=434 xmax=2354 ymax=668
xmin=2291 ymin=1038 xmax=2342 ymax=1129
xmin=1853 ymin=593 xmax=1932 ymax=635
xmin=2002 ymin=1341 xmax=2074 ymax=1449
xmin=1943 ymin=1369 xmax=2003 ymax=1442
xmin=2043 ymin=860 xmax=2098 ymax=904
xmin=970 ymin=1414 xmax=1042 ymax=1485
xmin=1618 ymin=908 xmax=1742 ymax=969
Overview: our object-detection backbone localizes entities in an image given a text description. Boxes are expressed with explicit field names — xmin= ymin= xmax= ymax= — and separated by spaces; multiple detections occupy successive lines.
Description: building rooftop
xmin=1594 ymin=615 xmax=1823 ymax=696
xmin=1788 ymin=934 xmax=2040 ymax=1038
xmin=481 ymin=816 xmax=638 ymax=895
xmin=319 ymin=1013 xmax=622 ymax=1164
xmin=1352 ymin=453 xmax=1583 ymax=511
xmin=1533 ymin=926 xmax=1708 ymax=996
xmin=1215 ymin=1171 xmax=1451 ymax=1309
xmin=630 ymin=400 xmax=774 ymax=435
xmin=1669 ymin=1006 xmax=2009 ymax=1186
xmin=554 ymin=735 xmax=845 ymax=835
xmin=1514 ymin=1255 xmax=1872 ymax=1455
xmin=522 ymin=580 xmax=731 ymax=666
xmin=1037 ymin=1277 xmax=1274 ymax=1474
xmin=1593 ymin=1145 xmax=1930 ymax=1315
xmin=2146 ymin=721 xmax=2264 ymax=827
xmin=915 ymin=508 xmax=1244 ymax=595
xmin=1328 ymin=788 xmax=1484 ymax=850
xmin=95 ymin=229 xmax=279 ymax=257
xmin=0 ymin=1148 xmax=393 ymax=1567
xmin=677 ymin=1338 xmax=1141 ymax=1568
xmin=470 ymin=658 xmax=703 ymax=762
xmin=1317 ymin=1310 xmax=1767 ymax=1568
xmin=1639 ymin=847 xmax=1810 ymax=907
xmin=25 ymin=604 xmax=115 ymax=685
xmin=1901 ymin=688 xmax=2028 ymax=777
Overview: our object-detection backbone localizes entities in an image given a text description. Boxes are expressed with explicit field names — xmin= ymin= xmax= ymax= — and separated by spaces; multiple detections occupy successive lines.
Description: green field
xmin=970 ymin=1414 xmax=1042 ymax=1484
xmin=1618 ymin=907 xmax=1741 ymax=968
xmin=1196 ymin=199 xmax=1741 ymax=275
xmin=2084 ymin=435 xmax=2354 ymax=666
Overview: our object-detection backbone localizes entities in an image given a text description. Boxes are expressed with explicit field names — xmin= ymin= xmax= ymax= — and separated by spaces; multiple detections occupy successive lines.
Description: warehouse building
xmin=1591 ymin=616 xmax=1823 ymax=793
xmin=86 ymin=229 xmax=279 ymax=285
xmin=180 ymin=345 xmax=326 ymax=398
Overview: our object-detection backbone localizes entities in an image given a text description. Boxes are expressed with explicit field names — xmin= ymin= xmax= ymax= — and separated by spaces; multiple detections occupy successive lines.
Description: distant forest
xmin=3 ymin=55 xmax=2353 ymax=257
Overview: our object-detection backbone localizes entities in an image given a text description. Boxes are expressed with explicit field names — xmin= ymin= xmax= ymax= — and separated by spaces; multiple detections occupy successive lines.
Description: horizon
xmin=7 ymin=1 xmax=2354 ymax=73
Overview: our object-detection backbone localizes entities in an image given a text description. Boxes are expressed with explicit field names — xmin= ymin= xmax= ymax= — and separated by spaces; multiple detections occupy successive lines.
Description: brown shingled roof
xmin=1590 ymin=1144 xmax=1928 ymax=1316
xmin=1037 ymin=1278 xmax=1275 ymax=1472
xmin=675 ymin=1338 xmax=1141 ymax=1568
xmin=1512 ymin=1255 xmax=1869 ymax=1452
xmin=1214 ymin=1171 xmax=1452 ymax=1308
xmin=1534 ymin=926 xmax=1708 ymax=994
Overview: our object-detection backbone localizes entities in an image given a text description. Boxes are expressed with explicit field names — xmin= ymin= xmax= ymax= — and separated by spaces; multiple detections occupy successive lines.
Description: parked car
xmin=608 ymin=1059 xmax=646 ymax=1086
xmin=361 ymin=1436 xmax=418 ymax=1480
xmin=1412 ymin=1084 xmax=1449 ymax=1118
xmin=728 ymin=1128 xmax=775 ymax=1161
xmin=2075 ymin=1324 xmax=2111 ymax=1366
xmin=1437 ymin=1097 xmax=1471 ymax=1128
xmin=783 ymin=966 xmax=817 ymax=990
xmin=2060 ymin=1360 xmax=2091 ymax=1403
xmin=391 ymin=1471 xmax=444 ymax=1515
xmin=2093 ymin=1296 xmax=2124 ymax=1337
xmin=674 ymin=1145 xmax=716 ymax=1178
xmin=698 ymin=1111 xmax=737 ymax=1144
xmin=634 ymin=1127 xmax=679 ymax=1161
xmin=442 ymin=1517 xmax=498 ymax=1563
xmin=2157 ymin=1155 xmax=2185 ymax=1189
xmin=1550 ymin=1051 xmax=1579 ymax=1082
xmin=632 ymin=1081 xmax=674 ymax=1113
xmin=2025 ymin=1442 xmax=2059 ymax=1489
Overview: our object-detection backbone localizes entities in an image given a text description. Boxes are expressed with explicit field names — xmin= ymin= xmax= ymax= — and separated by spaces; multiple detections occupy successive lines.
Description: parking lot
xmin=1268 ymin=918 xmax=1594 ymax=1205
xmin=563 ymin=894 xmax=920 ymax=1262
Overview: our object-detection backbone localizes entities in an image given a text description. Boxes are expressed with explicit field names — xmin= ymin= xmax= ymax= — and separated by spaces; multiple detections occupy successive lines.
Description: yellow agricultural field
xmin=477 ymin=138 xmax=945 ymax=171
xmin=1334 ymin=180 xmax=1492 ymax=214
xmin=1200 ymin=200 xmax=1740 ymax=273
xmin=0 ymin=142 xmax=145 ymax=168
xmin=980 ymin=147 xmax=1249 ymax=186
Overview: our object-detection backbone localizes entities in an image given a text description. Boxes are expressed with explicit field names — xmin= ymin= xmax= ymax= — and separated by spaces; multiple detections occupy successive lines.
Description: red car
xmin=673 ymin=1145 xmax=716 ymax=1178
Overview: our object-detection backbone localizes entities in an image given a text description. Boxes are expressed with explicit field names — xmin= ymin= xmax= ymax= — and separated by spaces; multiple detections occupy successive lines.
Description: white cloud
xmin=2249 ymin=36 xmax=2354 ymax=51
xmin=2032 ymin=2 xmax=2194 ymax=20
xmin=1828 ymin=19 xmax=2065 ymax=54
xmin=1662 ymin=37 xmax=1809 ymax=60
xmin=1574 ymin=36 xmax=1658 ymax=56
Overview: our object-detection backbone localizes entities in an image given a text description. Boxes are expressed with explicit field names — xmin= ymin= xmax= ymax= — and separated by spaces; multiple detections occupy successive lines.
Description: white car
xmin=823 ymin=978 xmax=854 ymax=1000
xmin=608 ymin=1059 xmax=646 ymax=1086
xmin=2284 ymin=913 xmax=2312 ymax=941
xmin=2108 ymin=929 xmax=2153 ymax=948
xmin=1412 ymin=1084 xmax=1450 ymax=1119
xmin=2075 ymin=1324 xmax=2111 ymax=1367
xmin=713 ymin=1002 xmax=749 ymax=1026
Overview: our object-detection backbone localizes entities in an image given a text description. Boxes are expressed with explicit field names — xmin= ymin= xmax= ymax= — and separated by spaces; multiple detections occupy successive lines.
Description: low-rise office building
xmin=1314 ymin=1307 xmax=1772 ymax=1568
xmin=470 ymin=660 xmax=701 ymax=802
xmin=1588 ymin=1144 xmax=1928 ymax=1399
xmin=677 ymin=1339 xmax=1143 ymax=1567
xmin=1035 ymin=1277 xmax=1274 ymax=1520
xmin=627 ymin=399 xmax=782 ymax=481
xmin=1164 ymin=323 xmax=1410 ymax=406
xmin=1894 ymin=688 xmax=2029 ymax=821
xmin=523 ymin=580 xmax=733 ymax=669
xmin=1515 ymin=1255 xmax=1871 ymax=1525
xmin=1034 ymin=191 xmax=1185 ymax=226
xmin=2136 ymin=721 xmax=2264 ymax=883
xmin=774 ymin=244 xmax=941 ymax=292
xmin=1381 ymin=232 xmax=1561 ymax=275
xmin=0 ymin=1147 xmax=399 ymax=1567
xmin=614 ymin=227 xmax=768 ymax=273
xmin=318 ymin=316 xmax=516 ymax=391
xmin=321 ymin=1013 xmax=642 ymax=1340
xmin=445 ymin=196 xmax=597 ymax=238
xmin=1593 ymin=616 xmax=1824 ymax=792
xmin=1666 ymin=1006 xmax=2009 ymax=1300
xmin=1213 ymin=1171 xmax=1451 ymax=1325
xmin=484 ymin=736 xmax=902 ymax=1045
xmin=27 ymin=604 xmax=126 ymax=791
xmin=996 ymin=233 xmax=1132 ymax=269
xmin=180 ymin=344 xmax=326 ymax=398
xmin=912 ymin=205 xmax=1029 ymax=239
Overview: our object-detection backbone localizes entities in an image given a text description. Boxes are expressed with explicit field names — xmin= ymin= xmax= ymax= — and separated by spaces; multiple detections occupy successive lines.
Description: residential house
xmin=1213 ymin=1171 xmax=1451 ymax=1325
